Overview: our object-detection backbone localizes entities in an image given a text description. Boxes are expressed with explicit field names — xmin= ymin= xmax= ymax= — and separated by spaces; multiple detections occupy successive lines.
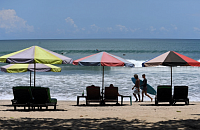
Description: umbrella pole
xmin=30 ymin=71 xmax=31 ymax=87
xmin=102 ymin=66 xmax=104 ymax=99
xmin=171 ymin=66 xmax=172 ymax=87
xmin=34 ymin=62 xmax=36 ymax=87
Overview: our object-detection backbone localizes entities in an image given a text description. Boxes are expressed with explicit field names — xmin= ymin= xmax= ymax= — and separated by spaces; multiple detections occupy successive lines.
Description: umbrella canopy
xmin=142 ymin=51 xmax=200 ymax=86
xmin=0 ymin=46 xmax=73 ymax=64
xmin=1 ymin=63 xmax=61 ymax=87
xmin=73 ymin=51 xmax=134 ymax=67
xmin=142 ymin=51 xmax=200 ymax=67
xmin=0 ymin=46 xmax=73 ymax=87
xmin=73 ymin=51 xmax=135 ymax=97
xmin=1 ymin=63 xmax=61 ymax=73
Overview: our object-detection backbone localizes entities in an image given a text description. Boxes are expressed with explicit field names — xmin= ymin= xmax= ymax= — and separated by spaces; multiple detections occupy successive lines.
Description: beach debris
xmin=176 ymin=111 xmax=181 ymax=112
xmin=80 ymin=115 xmax=83 ymax=117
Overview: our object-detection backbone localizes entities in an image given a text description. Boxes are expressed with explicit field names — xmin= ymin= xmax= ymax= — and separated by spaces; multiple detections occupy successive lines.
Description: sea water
xmin=0 ymin=39 xmax=199 ymax=101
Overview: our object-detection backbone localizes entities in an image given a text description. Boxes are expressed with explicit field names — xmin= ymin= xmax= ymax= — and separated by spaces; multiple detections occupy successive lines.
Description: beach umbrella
xmin=73 ymin=51 xmax=135 ymax=96
xmin=1 ymin=63 xmax=61 ymax=86
xmin=142 ymin=51 xmax=200 ymax=86
xmin=0 ymin=46 xmax=73 ymax=87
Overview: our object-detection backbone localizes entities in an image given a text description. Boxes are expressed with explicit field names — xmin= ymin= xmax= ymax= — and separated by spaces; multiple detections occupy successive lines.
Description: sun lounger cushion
xmin=86 ymin=86 xmax=101 ymax=100
xmin=173 ymin=86 xmax=188 ymax=99
xmin=104 ymin=87 xmax=118 ymax=102
xmin=31 ymin=87 xmax=57 ymax=104
xmin=86 ymin=85 xmax=101 ymax=105
xmin=173 ymin=86 xmax=189 ymax=105
xmin=155 ymin=85 xmax=173 ymax=105
xmin=157 ymin=85 xmax=172 ymax=101
xmin=12 ymin=86 xmax=33 ymax=104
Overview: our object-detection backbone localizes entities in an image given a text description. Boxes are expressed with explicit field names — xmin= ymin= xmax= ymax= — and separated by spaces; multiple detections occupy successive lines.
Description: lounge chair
xmin=31 ymin=87 xmax=57 ymax=110
xmin=104 ymin=87 xmax=118 ymax=104
xmin=155 ymin=85 xmax=173 ymax=105
xmin=173 ymin=86 xmax=189 ymax=105
xmin=86 ymin=85 xmax=101 ymax=105
xmin=11 ymin=86 xmax=33 ymax=110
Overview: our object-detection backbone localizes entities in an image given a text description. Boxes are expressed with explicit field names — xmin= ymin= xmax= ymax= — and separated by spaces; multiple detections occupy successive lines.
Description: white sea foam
xmin=0 ymin=66 xmax=199 ymax=101
xmin=127 ymin=59 xmax=145 ymax=67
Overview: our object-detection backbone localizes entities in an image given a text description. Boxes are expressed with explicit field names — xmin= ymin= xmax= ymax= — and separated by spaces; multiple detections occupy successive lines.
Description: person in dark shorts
xmin=141 ymin=74 xmax=153 ymax=102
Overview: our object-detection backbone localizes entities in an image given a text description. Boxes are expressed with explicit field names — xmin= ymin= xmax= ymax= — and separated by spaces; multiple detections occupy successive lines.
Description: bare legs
xmin=133 ymin=93 xmax=140 ymax=102
xmin=142 ymin=91 xmax=153 ymax=102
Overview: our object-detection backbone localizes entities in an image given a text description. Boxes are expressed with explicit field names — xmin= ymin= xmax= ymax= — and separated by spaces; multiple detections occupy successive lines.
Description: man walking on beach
xmin=132 ymin=74 xmax=140 ymax=102
xmin=141 ymin=74 xmax=153 ymax=102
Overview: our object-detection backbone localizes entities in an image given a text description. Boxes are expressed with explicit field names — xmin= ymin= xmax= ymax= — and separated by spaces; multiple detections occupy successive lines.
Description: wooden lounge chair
xmin=155 ymin=85 xmax=173 ymax=105
xmin=104 ymin=87 xmax=118 ymax=104
xmin=173 ymin=86 xmax=189 ymax=105
xmin=31 ymin=87 xmax=57 ymax=110
xmin=86 ymin=85 xmax=101 ymax=105
xmin=11 ymin=86 xmax=33 ymax=110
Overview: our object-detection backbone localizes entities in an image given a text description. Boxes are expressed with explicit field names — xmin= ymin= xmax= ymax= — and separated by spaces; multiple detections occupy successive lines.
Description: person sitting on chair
xmin=109 ymin=84 xmax=121 ymax=96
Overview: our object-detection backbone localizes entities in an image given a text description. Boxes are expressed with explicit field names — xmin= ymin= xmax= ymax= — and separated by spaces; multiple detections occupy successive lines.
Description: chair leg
xmin=185 ymin=99 xmax=189 ymax=105
xmin=121 ymin=97 xmax=123 ymax=106
xmin=14 ymin=106 xmax=16 ymax=111
xmin=155 ymin=98 xmax=158 ymax=105
xmin=170 ymin=101 xmax=173 ymax=105
xmin=130 ymin=96 xmax=132 ymax=105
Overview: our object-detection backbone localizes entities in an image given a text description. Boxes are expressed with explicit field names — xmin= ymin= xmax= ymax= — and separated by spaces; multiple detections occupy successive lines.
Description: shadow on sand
xmin=74 ymin=103 xmax=131 ymax=107
xmin=139 ymin=103 xmax=195 ymax=106
xmin=0 ymin=117 xmax=199 ymax=129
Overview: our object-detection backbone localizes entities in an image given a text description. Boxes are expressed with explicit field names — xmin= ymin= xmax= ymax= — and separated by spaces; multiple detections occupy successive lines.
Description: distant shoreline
xmin=1 ymin=38 xmax=200 ymax=41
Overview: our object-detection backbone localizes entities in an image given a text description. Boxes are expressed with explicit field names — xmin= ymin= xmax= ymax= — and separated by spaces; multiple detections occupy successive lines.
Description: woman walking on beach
xmin=141 ymin=74 xmax=153 ymax=102
xmin=132 ymin=74 xmax=140 ymax=102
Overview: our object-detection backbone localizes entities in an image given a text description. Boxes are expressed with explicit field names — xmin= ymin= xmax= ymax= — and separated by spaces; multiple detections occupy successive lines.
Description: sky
xmin=0 ymin=0 xmax=200 ymax=39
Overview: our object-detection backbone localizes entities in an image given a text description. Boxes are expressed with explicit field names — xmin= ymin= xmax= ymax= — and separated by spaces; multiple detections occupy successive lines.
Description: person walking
xmin=141 ymin=74 xmax=153 ymax=102
xmin=132 ymin=74 xmax=141 ymax=102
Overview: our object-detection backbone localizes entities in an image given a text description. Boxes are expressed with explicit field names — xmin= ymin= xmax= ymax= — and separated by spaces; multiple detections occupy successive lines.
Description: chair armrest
xmin=11 ymin=99 xmax=17 ymax=104
xmin=51 ymin=98 xmax=57 ymax=103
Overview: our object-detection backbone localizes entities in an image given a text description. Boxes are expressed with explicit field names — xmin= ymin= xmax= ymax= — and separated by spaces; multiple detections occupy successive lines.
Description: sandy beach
xmin=0 ymin=100 xmax=199 ymax=129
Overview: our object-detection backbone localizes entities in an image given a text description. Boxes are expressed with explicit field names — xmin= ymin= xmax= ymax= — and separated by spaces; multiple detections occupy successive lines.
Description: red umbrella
xmin=73 ymin=51 xmax=134 ymax=95
xmin=142 ymin=51 xmax=200 ymax=86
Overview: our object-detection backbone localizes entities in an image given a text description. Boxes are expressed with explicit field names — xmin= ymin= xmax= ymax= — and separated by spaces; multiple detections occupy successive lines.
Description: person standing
xmin=141 ymin=74 xmax=153 ymax=102
xmin=132 ymin=74 xmax=140 ymax=102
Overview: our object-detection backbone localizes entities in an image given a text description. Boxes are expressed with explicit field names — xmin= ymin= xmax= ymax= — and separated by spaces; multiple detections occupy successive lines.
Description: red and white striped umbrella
xmin=142 ymin=51 xmax=200 ymax=67
xmin=73 ymin=51 xmax=134 ymax=94
xmin=73 ymin=51 xmax=134 ymax=67
xmin=142 ymin=51 xmax=200 ymax=86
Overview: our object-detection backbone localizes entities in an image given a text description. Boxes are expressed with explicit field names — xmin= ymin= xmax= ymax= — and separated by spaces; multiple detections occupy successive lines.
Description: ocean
xmin=0 ymin=39 xmax=199 ymax=101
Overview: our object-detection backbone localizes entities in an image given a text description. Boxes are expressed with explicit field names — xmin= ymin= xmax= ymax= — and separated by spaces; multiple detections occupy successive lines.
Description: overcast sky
xmin=0 ymin=0 xmax=200 ymax=39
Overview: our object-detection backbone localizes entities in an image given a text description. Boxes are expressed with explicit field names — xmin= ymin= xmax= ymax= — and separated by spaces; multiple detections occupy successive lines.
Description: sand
xmin=0 ymin=100 xmax=200 ymax=129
